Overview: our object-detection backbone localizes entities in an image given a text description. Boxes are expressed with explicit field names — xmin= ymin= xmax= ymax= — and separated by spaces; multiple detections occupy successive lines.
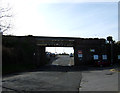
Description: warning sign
xmin=78 ymin=50 xmax=82 ymax=54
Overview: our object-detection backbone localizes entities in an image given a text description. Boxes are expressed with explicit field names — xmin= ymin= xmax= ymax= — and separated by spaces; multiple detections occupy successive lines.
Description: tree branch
xmin=0 ymin=15 xmax=12 ymax=19
xmin=0 ymin=7 xmax=11 ymax=13
xmin=0 ymin=6 xmax=12 ymax=34
xmin=0 ymin=24 xmax=11 ymax=32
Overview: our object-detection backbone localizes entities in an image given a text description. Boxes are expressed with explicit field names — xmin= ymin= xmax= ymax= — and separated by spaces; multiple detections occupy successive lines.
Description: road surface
xmin=2 ymin=55 xmax=118 ymax=92
xmin=2 ymin=55 xmax=83 ymax=92
xmin=52 ymin=55 xmax=74 ymax=66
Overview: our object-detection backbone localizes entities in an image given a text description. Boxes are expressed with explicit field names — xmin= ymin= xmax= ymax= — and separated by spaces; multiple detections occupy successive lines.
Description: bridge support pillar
xmin=36 ymin=46 xmax=46 ymax=66
xmin=74 ymin=46 xmax=81 ymax=66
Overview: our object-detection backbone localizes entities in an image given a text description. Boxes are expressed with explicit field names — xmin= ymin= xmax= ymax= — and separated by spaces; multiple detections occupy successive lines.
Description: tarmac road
xmin=52 ymin=55 xmax=74 ymax=66
xmin=80 ymin=65 xmax=119 ymax=91
xmin=3 ymin=55 xmax=118 ymax=92
xmin=2 ymin=55 xmax=82 ymax=92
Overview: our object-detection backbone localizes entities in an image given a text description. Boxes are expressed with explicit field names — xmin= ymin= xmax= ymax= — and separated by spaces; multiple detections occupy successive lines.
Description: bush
xmin=2 ymin=36 xmax=37 ymax=74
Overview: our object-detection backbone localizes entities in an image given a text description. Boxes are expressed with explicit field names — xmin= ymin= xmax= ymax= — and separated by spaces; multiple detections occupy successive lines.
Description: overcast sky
xmin=1 ymin=0 xmax=119 ymax=53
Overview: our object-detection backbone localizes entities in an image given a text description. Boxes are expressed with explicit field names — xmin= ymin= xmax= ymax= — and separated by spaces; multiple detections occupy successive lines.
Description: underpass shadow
xmin=3 ymin=54 xmax=119 ymax=77
xmin=47 ymin=56 xmax=60 ymax=65
xmin=32 ymin=63 xmax=119 ymax=72
xmin=34 ymin=65 xmax=88 ymax=72
xmin=32 ymin=55 xmax=119 ymax=72
xmin=3 ymin=64 xmax=119 ymax=78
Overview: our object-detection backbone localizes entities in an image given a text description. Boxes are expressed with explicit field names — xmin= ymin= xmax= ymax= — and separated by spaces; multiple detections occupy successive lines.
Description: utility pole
xmin=111 ymin=41 xmax=113 ymax=65
xmin=107 ymin=36 xmax=113 ymax=65
xmin=0 ymin=28 xmax=2 ymax=35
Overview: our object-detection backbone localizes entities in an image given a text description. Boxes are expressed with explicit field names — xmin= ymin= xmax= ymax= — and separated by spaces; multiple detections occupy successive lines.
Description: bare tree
xmin=0 ymin=6 xmax=12 ymax=34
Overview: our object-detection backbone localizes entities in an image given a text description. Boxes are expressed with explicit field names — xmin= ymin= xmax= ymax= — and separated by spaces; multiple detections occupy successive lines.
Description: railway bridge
xmin=34 ymin=36 xmax=106 ymax=66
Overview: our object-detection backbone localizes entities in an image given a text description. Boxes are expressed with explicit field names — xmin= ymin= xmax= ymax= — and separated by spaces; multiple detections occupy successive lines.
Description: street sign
xmin=90 ymin=49 xmax=95 ymax=52
xmin=94 ymin=55 xmax=99 ymax=60
xmin=78 ymin=50 xmax=83 ymax=59
xmin=118 ymin=55 xmax=120 ymax=59
xmin=78 ymin=50 xmax=82 ymax=54
xmin=78 ymin=54 xmax=82 ymax=57
xmin=102 ymin=55 xmax=107 ymax=60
